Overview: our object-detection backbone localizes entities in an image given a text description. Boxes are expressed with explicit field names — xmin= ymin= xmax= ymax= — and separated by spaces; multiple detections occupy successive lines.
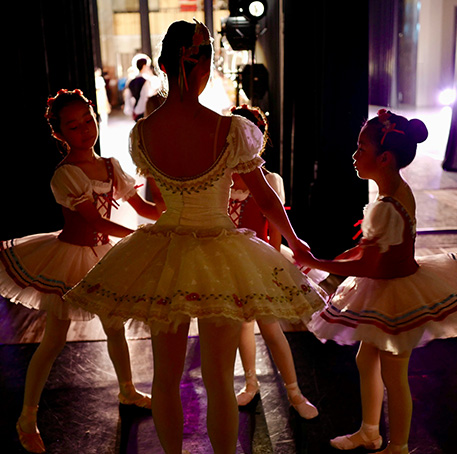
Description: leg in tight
xmin=257 ymin=320 xmax=297 ymax=385
xmin=19 ymin=312 xmax=70 ymax=433
xmin=101 ymin=318 xmax=148 ymax=404
xmin=258 ymin=320 xmax=318 ymax=418
xmin=236 ymin=321 xmax=259 ymax=405
xmin=199 ymin=320 xmax=242 ymax=454
xmin=378 ymin=349 xmax=412 ymax=453
xmin=330 ymin=341 xmax=384 ymax=449
xmin=151 ymin=322 xmax=189 ymax=454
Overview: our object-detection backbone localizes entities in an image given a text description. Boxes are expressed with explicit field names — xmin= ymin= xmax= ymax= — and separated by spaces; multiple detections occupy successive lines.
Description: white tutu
xmin=0 ymin=232 xmax=111 ymax=320
xmin=64 ymin=225 xmax=328 ymax=334
xmin=308 ymin=253 xmax=457 ymax=354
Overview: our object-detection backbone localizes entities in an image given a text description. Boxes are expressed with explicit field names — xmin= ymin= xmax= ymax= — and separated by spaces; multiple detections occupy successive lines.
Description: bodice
xmin=130 ymin=116 xmax=265 ymax=231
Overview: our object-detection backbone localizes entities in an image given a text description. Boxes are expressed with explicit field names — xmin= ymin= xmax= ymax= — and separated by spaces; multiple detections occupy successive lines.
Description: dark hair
xmin=365 ymin=110 xmax=428 ymax=169
xmin=136 ymin=58 xmax=148 ymax=71
xmin=158 ymin=20 xmax=212 ymax=78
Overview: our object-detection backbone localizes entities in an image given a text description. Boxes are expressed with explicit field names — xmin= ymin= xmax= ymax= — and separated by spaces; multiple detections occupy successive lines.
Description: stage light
xmin=438 ymin=88 xmax=456 ymax=106
xmin=229 ymin=0 xmax=268 ymax=21
xmin=221 ymin=16 xmax=257 ymax=51
xmin=247 ymin=1 xmax=266 ymax=18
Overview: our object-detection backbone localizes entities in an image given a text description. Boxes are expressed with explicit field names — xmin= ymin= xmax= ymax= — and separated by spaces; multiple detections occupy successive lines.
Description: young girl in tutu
xmin=229 ymin=105 xmax=324 ymax=418
xmin=0 ymin=89 xmax=163 ymax=453
xmin=64 ymin=20 xmax=327 ymax=453
xmin=298 ymin=109 xmax=457 ymax=453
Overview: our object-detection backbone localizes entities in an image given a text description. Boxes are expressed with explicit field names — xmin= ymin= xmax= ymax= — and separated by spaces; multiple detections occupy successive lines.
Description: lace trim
xmin=133 ymin=118 xmax=263 ymax=195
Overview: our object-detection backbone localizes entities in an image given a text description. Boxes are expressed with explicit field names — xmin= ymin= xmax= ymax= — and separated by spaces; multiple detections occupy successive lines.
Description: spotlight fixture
xmin=221 ymin=16 xmax=257 ymax=51
xmin=229 ymin=0 xmax=268 ymax=22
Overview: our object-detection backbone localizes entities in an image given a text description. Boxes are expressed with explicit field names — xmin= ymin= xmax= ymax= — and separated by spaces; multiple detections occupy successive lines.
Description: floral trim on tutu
xmin=64 ymin=226 xmax=327 ymax=334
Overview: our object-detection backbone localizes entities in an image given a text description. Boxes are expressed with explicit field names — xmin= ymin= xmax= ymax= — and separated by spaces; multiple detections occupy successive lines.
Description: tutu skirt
xmin=307 ymin=253 xmax=457 ymax=354
xmin=0 ymin=232 xmax=111 ymax=320
xmin=64 ymin=225 xmax=328 ymax=334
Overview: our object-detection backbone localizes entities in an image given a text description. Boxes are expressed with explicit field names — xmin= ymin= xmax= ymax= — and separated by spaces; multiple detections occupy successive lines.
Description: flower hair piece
xmin=377 ymin=108 xmax=405 ymax=145
xmin=45 ymin=89 xmax=94 ymax=120
xmin=178 ymin=18 xmax=212 ymax=94
xmin=231 ymin=104 xmax=270 ymax=156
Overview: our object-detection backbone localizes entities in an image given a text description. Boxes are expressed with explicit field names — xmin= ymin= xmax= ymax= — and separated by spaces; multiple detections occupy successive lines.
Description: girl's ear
xmin=379 ymin=150 xmax=394 ymax=166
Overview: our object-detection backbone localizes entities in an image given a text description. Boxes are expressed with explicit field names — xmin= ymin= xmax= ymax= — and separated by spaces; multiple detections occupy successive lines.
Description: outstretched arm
xmin=126 ymin=192 xmax=163 ymax=221
xmin=75 ymin=200 xmax=134 ymax=238
xmin=297 ymin=240 xmax=383 ymax=277
xmin=240 ymin=168 xmax=309 ymax=256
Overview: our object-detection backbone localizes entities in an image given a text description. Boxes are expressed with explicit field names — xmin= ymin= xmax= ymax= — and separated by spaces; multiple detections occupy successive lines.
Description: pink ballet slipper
xmin=16 ymin=421 xmax=46 ymax=453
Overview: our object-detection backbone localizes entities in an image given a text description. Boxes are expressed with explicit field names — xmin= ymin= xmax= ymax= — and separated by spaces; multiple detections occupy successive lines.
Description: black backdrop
xmin=2 ymin=0 xmax=98 ymax=240
xmin=281 ymin=1 xmax=369 ymax=258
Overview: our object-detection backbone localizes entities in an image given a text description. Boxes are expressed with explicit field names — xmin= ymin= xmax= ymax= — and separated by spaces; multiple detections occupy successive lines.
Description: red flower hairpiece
xmin=377 ymin=108 xmax=405 ymax=145
xmin=44 ymin=89 xmax=94 ymax=120
xmin=178 ymin=19 xmax=212 ymax=93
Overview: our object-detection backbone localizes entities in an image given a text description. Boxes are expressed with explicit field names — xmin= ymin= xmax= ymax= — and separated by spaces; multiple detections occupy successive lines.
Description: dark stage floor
xmin=1 ymin=331 xmax=456 ymax=454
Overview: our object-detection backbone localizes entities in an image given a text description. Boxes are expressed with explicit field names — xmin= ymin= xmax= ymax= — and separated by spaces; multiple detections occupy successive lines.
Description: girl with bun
xmin=298 ymin=110 xmax=457 ymax=453
xmin=65 ymin=21 xmax=326 ymax=453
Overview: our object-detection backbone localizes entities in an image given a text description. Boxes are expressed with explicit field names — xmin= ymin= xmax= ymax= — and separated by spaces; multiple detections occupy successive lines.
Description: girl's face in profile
xmin=352 ymin=126 xmax=381 ymax=180
xmin=55 ymin=101 xmax=99 ymax=152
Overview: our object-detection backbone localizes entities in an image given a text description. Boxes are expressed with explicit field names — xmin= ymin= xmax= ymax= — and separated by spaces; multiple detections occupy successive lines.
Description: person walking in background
xmin=123 ymin=54 xmax=162 ymax=121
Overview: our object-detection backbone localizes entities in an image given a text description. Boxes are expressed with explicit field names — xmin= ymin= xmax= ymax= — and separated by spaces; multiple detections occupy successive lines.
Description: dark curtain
xmin=443 ymin=101 xmax=457 ymax=171
xmin=369 ymin=0 xmax=399 ymax=107
xmin=283 ymin=1 xmax=369 ymax=258
xmin=2 ymin=0 xmax=98 ymax=240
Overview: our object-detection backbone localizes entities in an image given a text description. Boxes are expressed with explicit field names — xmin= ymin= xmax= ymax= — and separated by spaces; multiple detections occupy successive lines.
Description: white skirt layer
xmin=307 ymin=253 xmax=457 ymax=354
xmin=0 ymin=232 xmax=111 ymax=320
xmin=64 ymin=225 xmax=328 ymax=334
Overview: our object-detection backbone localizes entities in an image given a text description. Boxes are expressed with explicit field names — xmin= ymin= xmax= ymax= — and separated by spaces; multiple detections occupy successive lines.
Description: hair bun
xmin=407 ymin=119 xmax=428 ymax=144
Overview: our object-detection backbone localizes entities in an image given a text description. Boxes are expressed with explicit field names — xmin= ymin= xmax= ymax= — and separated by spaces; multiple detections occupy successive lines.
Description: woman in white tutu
xmin=0 ymin=89 xmax=163 ymax=453
xmin=64 ymin=20 xmax=326 ymax=454
xmin=299 ymin=109 xmax=457 ymax=454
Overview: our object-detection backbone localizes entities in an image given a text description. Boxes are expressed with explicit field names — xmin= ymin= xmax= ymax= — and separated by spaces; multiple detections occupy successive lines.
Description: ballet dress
xmin=229 ymin=171 xmax=328 ymax=284
xmin=0 ymin=158 xmax=137 ymax=320
xmin=307 ymin=196 xmax=457 ymax=354
xmin=64 ymin=116 xmax=327 ymax=334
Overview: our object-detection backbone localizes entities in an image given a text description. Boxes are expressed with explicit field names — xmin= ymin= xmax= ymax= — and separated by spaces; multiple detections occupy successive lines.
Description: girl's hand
xmin=289 ymin=238 xmax=315 ymax=268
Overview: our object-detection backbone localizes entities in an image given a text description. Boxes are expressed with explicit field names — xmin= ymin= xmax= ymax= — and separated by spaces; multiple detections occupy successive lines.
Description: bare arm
xmin=298 ymin=240 xmax=383 ymax=277
xmin=75 ymin=200 xmax=134 ymax=238
xmin=240 ymin=168 xmax=309 ymax=254
xmin=126 ymin=192 xmax=163 ymax=221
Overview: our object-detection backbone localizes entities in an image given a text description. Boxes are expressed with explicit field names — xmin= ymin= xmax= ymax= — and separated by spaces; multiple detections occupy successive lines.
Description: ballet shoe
xmin=288 ymin=394 xmax=319 ymax=419
xmin=16 ymin=421 xmax=46 ymax=453
xmin=330 ymin=430 xmax=383 ymax=451
xmin=236 ymin=381 xmax=260 ymax=407
xmin=118 ymin=390 xmax=152 ymax=410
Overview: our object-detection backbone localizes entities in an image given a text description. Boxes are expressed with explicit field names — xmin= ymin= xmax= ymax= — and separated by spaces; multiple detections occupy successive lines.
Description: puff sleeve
xmin=226 ymin=116 xmax=265 ymax=173
xmin=110 ymin=157 xmax=137 ymax=202
xmin=51 ymin=165 xmax=94 ymax=210
xmin=129 ymin=122 xmax=153 ymax=178
xmin=361 ymin=200 xmax=404 ymax=253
